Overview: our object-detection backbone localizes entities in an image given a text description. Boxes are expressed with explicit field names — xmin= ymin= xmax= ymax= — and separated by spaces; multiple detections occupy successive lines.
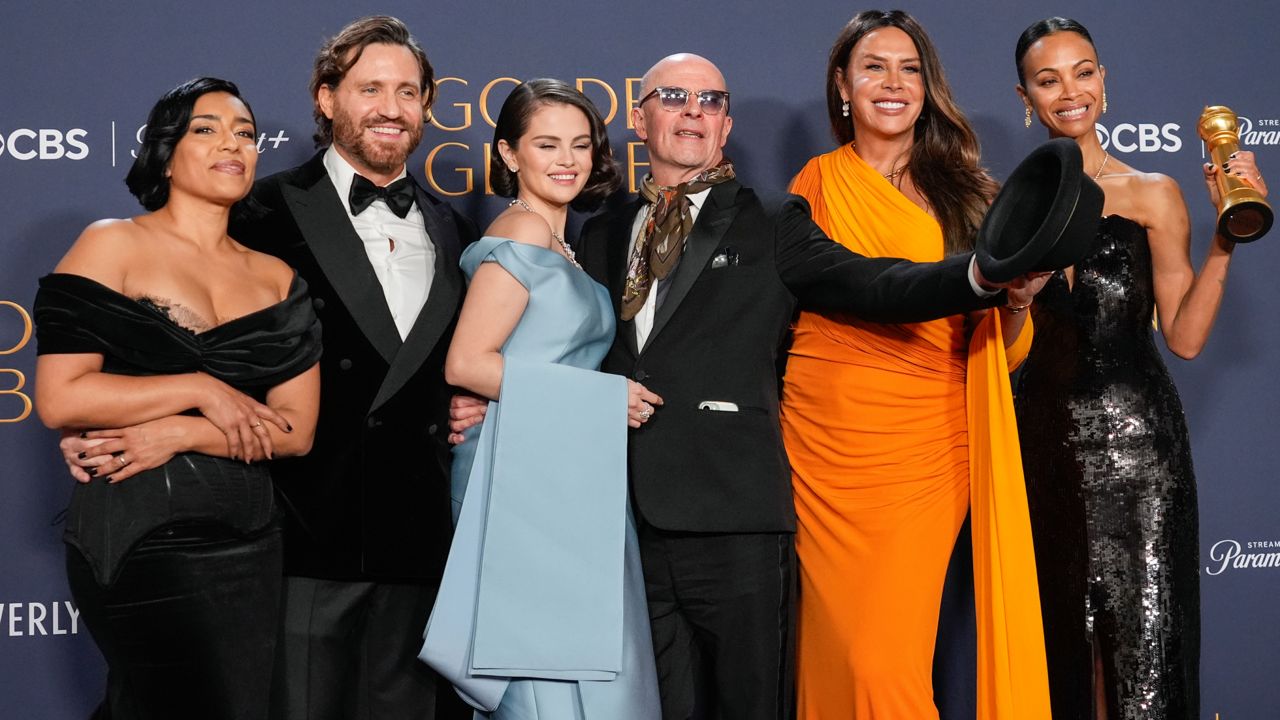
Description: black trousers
xmin=67 ymin=522 xmax=283 ymax=720
xmin=270 ymin=576 xmax=471 ymax=720
xmin=637 ymin=523 xmax=795 ymax=720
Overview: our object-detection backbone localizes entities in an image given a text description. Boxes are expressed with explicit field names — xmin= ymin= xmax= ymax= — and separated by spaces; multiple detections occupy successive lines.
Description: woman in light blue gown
xmin=419 ymin=78 xmax=663 ymax=720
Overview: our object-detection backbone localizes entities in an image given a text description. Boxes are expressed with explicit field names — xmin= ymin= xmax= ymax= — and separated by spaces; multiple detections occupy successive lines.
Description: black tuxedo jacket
xmin=232 ymin=150 xmax=475 ymax=582
xmin=576 ymin=179 xmax=996 ymax=534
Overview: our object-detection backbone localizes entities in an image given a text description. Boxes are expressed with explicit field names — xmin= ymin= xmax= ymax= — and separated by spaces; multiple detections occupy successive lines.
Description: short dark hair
xmin=490 ymin=78 xmax=621 ymax=212
xmin=125 ymin=77 xmax=254 ymax=211
xmin=309 ymin=15 xmax=434 ymax=147
xmin=1015 ymin=17 xmax=1097 ymax=86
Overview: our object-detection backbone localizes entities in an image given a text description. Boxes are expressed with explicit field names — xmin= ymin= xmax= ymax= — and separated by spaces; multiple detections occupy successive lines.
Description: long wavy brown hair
xmin=826 ymin=10 xmax=997 ymax=255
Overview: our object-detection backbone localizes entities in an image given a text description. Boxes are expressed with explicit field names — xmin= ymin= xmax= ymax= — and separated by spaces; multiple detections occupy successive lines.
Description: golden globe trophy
xmin=1198 ymin=105 xmax=1272 ymax=242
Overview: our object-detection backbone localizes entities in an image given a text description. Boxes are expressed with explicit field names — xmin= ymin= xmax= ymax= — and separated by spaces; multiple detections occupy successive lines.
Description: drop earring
xmin=841 ymin=101 xmax=850 ymax=118
xmin=1102 ymin=90 xmax=1108 ymax=115
xmin=1024 ymin=106 xmax=1032 ymax=128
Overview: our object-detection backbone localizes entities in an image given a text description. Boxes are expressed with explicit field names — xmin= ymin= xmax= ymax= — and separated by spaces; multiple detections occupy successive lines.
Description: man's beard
xmin=331 ymin=111 xmax=423 ymax=177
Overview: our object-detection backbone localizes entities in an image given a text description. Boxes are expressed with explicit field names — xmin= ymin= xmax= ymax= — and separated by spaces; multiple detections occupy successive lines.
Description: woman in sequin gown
xmin=1012 ymin=18 xmax=1267 ymax=720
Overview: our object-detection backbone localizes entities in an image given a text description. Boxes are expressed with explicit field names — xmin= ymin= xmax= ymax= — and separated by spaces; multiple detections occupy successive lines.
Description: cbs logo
xmin=1095 ymin=122 xmax=1182 ymax=153
xmin=0 ymin=128 xmax=89 ymax=160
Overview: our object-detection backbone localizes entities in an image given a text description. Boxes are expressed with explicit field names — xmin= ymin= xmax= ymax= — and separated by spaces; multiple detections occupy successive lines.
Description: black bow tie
xmin=349 ymin=174 xmax=415 ymax=218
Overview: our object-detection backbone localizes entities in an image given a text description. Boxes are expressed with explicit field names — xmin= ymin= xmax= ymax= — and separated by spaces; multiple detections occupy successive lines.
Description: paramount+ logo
xmin=1204 ymin=538 xmax=1280 ymax=576
xmin=1095 ymin=121 xmax=1182 ymax=153
xmin=0 ymin=127 xmax=89 ymax=160
xmin=1236 ymin=116 xmax=1280 ymax=148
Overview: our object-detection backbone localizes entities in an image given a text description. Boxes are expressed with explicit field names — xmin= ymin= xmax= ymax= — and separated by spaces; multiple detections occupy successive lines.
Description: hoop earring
xmin=841 ymin=101 xmax=850 ymax=118
xmin=1102 ymin=91 xmax=1108 ymax=115
xmin=1024 ymin=106 xmax=1032 ymax=128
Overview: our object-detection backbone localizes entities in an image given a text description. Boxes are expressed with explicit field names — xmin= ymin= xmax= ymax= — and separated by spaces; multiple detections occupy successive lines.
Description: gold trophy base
xmin=1218 ymin=188 xmax=1273 ymax=242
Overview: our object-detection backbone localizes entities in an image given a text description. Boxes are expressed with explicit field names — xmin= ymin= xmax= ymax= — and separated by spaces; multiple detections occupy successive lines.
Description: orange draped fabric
xmin=780 ymin=145 xmax=1049 ymax=719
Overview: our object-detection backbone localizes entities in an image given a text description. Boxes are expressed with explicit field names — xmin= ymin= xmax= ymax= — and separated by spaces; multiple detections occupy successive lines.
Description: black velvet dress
xmin=1015 ymin=215 xmax=1199 ymax=720
xmin=34 ymin=272 xmax=321 ymax=720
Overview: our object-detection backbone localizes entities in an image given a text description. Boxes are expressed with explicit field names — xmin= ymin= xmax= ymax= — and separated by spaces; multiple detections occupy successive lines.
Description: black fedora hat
xmin=975 ymin=138 xmax=1104 ymax=283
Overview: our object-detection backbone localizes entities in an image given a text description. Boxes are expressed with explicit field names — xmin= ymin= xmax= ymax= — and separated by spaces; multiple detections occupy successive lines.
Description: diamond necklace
xmin=509 ymin=198 xmax=580 ymax=268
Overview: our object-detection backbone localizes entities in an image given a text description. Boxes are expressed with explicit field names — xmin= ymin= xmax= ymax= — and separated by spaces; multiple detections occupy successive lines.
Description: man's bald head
xmin=633 ymin=53 xmax=734 ymax=185
xmin=639 ymin=53 xmax=728 ymax=97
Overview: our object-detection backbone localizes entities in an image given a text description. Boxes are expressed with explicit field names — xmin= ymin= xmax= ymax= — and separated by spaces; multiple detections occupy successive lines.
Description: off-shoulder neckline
xmin=41 ymin=272 xmax=305 ymax=338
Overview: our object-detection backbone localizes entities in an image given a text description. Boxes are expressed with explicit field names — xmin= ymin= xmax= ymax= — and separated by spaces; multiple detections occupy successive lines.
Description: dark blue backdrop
xmin=2 ymin=2 xmax=1277 ymax=717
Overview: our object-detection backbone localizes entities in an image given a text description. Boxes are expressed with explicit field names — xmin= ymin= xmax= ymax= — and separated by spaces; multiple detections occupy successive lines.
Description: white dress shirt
xmin=324 ymin=146 xmax=435 ymax=340
xmin=627 ymin=188 xmax=712 ymax=349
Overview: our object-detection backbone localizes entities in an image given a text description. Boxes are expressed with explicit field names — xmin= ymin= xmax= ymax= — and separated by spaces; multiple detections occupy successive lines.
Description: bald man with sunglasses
xmin=564 ymin=53 xmax=1027 ymax=719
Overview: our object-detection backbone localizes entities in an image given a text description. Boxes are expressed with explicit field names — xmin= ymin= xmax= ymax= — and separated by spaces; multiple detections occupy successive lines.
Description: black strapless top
xmin=34 ymin=272 xmax=322 ymax=585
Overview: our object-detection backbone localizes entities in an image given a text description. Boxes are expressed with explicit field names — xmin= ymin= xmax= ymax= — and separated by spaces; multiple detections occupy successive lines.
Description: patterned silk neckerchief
xmin=621 ymin=158 xmax=736 ymax=321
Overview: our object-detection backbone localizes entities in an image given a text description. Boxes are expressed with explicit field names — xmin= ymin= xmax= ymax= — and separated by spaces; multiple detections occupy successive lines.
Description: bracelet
xmin=1004 ymin=300 xmax=1032 ymax=314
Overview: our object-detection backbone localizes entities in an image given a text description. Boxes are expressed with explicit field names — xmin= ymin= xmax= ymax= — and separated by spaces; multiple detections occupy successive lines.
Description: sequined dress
xmin=1015 ymin=215 xmax=1199 ymax=719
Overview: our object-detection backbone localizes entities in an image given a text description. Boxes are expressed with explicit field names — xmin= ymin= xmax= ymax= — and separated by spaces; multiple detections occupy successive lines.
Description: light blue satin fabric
xmin=420 ymin=237 xmax=660 ymax=720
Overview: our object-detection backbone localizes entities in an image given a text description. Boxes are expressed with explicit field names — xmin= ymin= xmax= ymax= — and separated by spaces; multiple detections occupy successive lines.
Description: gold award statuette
xmin=1198 ymin=105 xmax=1272 ymax=242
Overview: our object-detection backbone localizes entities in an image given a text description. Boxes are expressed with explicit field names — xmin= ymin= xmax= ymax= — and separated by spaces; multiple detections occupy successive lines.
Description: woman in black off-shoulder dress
xmin=34 ymin=78 xmax=320 ymax=720
xmin=1012 ymin=18 xmax=1267 ymax=720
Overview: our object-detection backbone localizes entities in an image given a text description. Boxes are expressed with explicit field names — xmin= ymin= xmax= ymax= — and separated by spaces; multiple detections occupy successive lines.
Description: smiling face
xmin=318 ymin=42 xmax=425 ymax=184
xmin=633 ymin=54 xmax=733 ymax=185
xmin=837 ymin=26 xmax=924 ymax=143
xmin=1018 ymin=30 xmax=1105 ymax=140
xmin=498 ymin=101 xmax=593 ymax=208
xmin=166 ymin=91 xmax=257 ymax=205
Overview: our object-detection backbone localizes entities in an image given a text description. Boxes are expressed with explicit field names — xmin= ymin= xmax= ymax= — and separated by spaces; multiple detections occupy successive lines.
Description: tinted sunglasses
xmin=638 ymin=86 xmax=731 ymax=115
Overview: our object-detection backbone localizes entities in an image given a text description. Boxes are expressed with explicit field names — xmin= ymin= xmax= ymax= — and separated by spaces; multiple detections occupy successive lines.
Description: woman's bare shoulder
xmin=52 ymin=217 xmax=148 ymax=286
xmin=484 ymin=209 xmax=555 ymax=249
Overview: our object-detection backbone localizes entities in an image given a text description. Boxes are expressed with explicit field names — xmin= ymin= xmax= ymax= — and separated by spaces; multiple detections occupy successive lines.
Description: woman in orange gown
xmin=781 ymin=11 xmax=1051 ymax=718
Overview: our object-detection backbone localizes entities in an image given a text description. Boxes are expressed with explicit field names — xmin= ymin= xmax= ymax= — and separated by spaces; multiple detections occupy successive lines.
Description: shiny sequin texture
xmin=1015 ymin=215 xmax=1199 ymax=720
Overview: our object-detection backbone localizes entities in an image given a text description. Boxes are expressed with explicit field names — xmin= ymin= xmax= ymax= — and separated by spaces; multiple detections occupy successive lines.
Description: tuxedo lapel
xmin=643 ymin=182 xmax=741 ymax=350
xmin=281 ymin=174 xmax=401 ymax=365
xmin=605 ymin=198 xmax=644 ymax=357
xmin=372 ymin=188 xmax=462 ymax=412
